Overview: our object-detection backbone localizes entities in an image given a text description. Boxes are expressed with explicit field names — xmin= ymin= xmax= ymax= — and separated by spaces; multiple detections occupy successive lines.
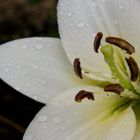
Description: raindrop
xmin=68 ymin=12 xmax=72 ymax=17
xmin=119 ymin=5 xmax=124 ymax=9
xmin=45 ymin=62 xmax=49 ymax=66
xmin=59 ymin=11 xmax=63 ymax=15
xmin=75 ymin=10 xmax=80 ymax=14
xmin=38 ymin=115 xmax=48 ymax=122
xmin=35 ymin=44 xmax=43 ymax=50
xmin=16 ymin=65 xmax=21 ymax=70
xmin=27 ymin=83 xmax=32 ymax=87
xmin=53 ymin=117 xmax=61 ymax=123
xmin=113 ymin=20 xmax=118 ymax=25
xmin=77 ymin=22 xmax=85 ymax=28
xmin=32 ymin=65 xmax=38 ymax=69
xmin=44 ymin=94 xmax=48 ymax=98
xmin=15 ymin=87 xmax=21 ymax=91
xmin=4 ymin=67 xmax=10 ymax=73
xmin=22 ymin=45 xmax=27 ymax=49
xmin=23 ymin=70 xmax=27 ymax=74
xmin=91 ymin=2 xmax=97 ymax=8
xmin=41 ymin=80 xmax=46 ymax=85
xmin=38 ymin=38 xmax=43 ymax=42
xmin=24 ymin=135 xmax=34 ymax=140
xmin=65 ymin=137 xmax=72 ymax=140
xmin=33 ymin=96 xmax=38 ymax=100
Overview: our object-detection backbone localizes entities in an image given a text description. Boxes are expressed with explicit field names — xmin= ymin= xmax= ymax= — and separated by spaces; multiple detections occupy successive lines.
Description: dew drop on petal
xmin=33 ymin=96 xmax=38 ymax=100
xmin=91 ymin=2 xmax=97 ymax=8
xmin=27 ymin=83 xmax=32 ymax=87
xmin=4 ymin=67 xmax=10 ymax=73
xmin=16 ymin=65 xmax=21 ymax=70
xmin=67 ymin=12 xmax=72 ymax=17
xmin=38 ymin=115 xmax=48 ymax=122
xmin=119 ymin=5 xmax=124 ymax=9
xmin=32 ymin=64 xmax=38 ymax=69
xmin=22 ymin=45 xmax=27 ymax=49
xmin=53 ymin=117 xmax=61 ymax=123
xmin=77 ymin=22 xmax=85 ymax=28
xmin=59 ymin=11 xmax=63 ymax=15
xmin=24 ymin=135 xmax=34 ymax=140
xmin=65 ymin=137 xmax=72 ymax=140
xmin=35 ymin=44 xmax=43 ymax=50
xmin=44 ymin=94 xmax=48 ymax=98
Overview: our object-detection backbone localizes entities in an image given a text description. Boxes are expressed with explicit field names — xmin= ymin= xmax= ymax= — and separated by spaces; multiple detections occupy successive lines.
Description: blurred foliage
xmin=0 ymin=0 xmax=59 ymax=44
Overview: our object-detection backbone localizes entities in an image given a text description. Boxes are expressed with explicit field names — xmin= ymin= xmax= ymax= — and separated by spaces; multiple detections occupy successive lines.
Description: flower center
xmin=73 ymin=32 xmax=140 ymax=103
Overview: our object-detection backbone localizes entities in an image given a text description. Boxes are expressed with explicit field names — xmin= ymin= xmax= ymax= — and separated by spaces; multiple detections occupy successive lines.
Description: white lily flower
xmin=0 ymin=0 xmax=140 ymax=139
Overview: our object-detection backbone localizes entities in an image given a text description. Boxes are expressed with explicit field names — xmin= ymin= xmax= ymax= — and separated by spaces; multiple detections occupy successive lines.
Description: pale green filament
xmin=101 ymin=45 xmax=139 ymax=95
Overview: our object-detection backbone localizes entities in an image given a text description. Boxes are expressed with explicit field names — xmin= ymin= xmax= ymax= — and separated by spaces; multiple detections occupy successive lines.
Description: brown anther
xmin=106 ymin=37 xmax=135 ymax=54
xmin=75 ymin=90 xmax=94 ymax=102
xmin=94 ymin=32 xmax=103 ymax=53
xmin=73 ymin=58 xmax=83 ymax=79
xmin=126 ymin=57 xmax=139 ymax=82
xmin=104 ymin=84 xmax=124 ymax=95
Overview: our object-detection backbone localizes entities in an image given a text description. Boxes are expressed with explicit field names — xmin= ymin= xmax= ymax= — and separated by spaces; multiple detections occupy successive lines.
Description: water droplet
xmin=41 ymin=80 xmax=46 ymax=85
xmin=4 ymin=67 xmax=10 ymax=73
xmin=24 ymin=135 xmax=34 ymax=140
xmin=44 ymin=94 xmax=48 ymax=98
xmin=36 ymin=44 xmax=43 ymax=50
xmin=53 ymin=117 xmax=61 ymax=123
xmin=22 ymin=45 xmax=27 ymax=49
xmin=91 ymin=2 xmax=97 ymax=8
xmin=75 ymin=10 xmax=80 ymax=14
xmin=38 ymin=38 xmax=43 ymax=42
xmin=16 ymin=65 xmax=21 ymax=70
xmin=65 ymin=137 xmax=72 ymax=140
xmin=32 ymin=64 xmax=38 ymax=69
xmin=38 ymin=115 xmax=48 ymax=122
xmin=15 ymin=87 xmax=21 ymax=91
xmin=113 ymin=20 xmax=118 ymax=25
xmin=77 ymin=22 xmax=85 ymax=28
xmin=45 ymin=62 xmax=49 ymax=66
xmin=119 ymin=5 xmax=124 ymax=9
xmin=33 ymin=96 xmax=38 ymax=100
xmin=102 ymin=0 xmax=106 ymax=4
xmin=68 ymin=12 xmax=72 ymax=17
xmin=59 ymin=11 xmax=63 ymax=15
xmin=27 ymin=83 xmax=31 ymax=87
xmin=23 ymin=70 xmax=27 ymax=74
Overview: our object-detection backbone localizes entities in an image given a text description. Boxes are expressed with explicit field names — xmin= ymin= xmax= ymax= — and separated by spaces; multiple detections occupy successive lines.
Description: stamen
xmin=75 ymin=90 xmax=94 ymax=102
xmin=126 ymin=57 xmax=139 ymax=82
xmin=106 ymin=37 xmax=135 ymax=54
xmin=94 ymin=32 xmax=103 ymax=53
xmin=73 ymin=58 xmax=83 ymax=79
xmin=104 ymin=84 xmax=124 ymax=95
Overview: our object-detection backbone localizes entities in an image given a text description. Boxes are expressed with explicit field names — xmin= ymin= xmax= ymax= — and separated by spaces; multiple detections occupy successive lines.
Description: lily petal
xmin=23 ymin=86 xmax=136 ymax=140
xmin=57 ymin=0 xmax=140 ymax=76
xmin=0 ymin=38 xmax=87 ymax=103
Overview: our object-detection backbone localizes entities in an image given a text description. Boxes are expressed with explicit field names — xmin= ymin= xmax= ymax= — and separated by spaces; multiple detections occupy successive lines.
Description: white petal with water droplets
xmin=58 ymin=0 xmax=140 ymax=77
xmin=0 ymin=38 xmax=88 ymax=103
xmin=23 ymin=86 xmax=136 ymax=140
